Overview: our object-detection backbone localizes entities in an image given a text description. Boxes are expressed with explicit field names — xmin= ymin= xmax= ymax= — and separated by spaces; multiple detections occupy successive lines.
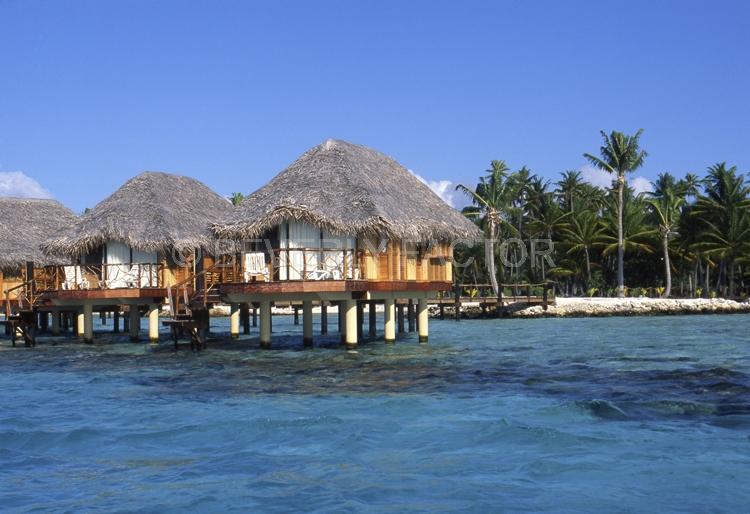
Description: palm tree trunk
xmin=486 ymin=220 xmax=499 ymax=297
xmin=584 ymin=247 xmax=591 ymax=286
xmin=662 ymin=234 xmax=671 ymax=298
xmin=729 ymin=260 xmax=736 ymax=298
xmin=616 ymin=175 xmax=625 ymax=297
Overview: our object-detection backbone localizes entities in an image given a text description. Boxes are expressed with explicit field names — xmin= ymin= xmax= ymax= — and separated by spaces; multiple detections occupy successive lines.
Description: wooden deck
xmin=220 ymin=280 xmax=453 ymax=296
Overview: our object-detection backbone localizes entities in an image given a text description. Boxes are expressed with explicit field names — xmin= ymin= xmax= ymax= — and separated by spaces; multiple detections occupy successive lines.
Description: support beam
xmin=252 ymin=306 xmax=258 ymax=327
xmin=320 ymin=303 xmax=328 ymax=335
xmin=302 ymin=300 xmax=313 ymax=347
xmin=129 ymin=306 xmax=140 ymax=341
xmin=241 ymin=303 xmax=250 ymax=334
xmin=368 ymin=301 xmax=377 ymax=337
xmin=83 ymin=303 xmax=94 ymax=343
xmin=356 ymin=301 xmax=364 ymax=341
xmin=384 ymin=298 xmax=395 ymax=343
xmin=51 ymin=311 xmax=61 ymax=336
xmin=345 ymin=299 xmax=357 ymax=349
xmin=148 ymin=304 xmax=159 ymax=343
xmin=407 ymin=299 xmax=415 ymax=332
xmin=338 ymin=301 xmax=345 ymax=344
xmin=397 ymin=303 xmax=405 ymax=333
xmin=40 ymin=312 xmax=49 ymax=333
xmin=417 ymin=298 xmax=429 ymax=343
xmin=113 ymin=310 xmax=120 ymax=333
xmin=259 ymin=300 xmax=271 ymax=348
xmin=293 ymin=305 xmax=300 ymax=325
xmin=230 ymin=303 xmax=240 ymax=339
xmin=76 ymin=310 xmax=84 ymax=338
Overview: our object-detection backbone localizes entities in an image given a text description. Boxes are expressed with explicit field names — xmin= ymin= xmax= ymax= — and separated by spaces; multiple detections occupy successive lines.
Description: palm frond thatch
xmin=213 ymin=139 xmax=482 ymax=242
xmin=42 ymin=172 xmax=234 ymax=258
xmin=0 ymin=198 xmax=78 ymax=272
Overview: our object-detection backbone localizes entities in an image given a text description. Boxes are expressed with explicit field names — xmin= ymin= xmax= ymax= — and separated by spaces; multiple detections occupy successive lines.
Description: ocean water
xmin=1 ymin=314 xmax=749 ymax=513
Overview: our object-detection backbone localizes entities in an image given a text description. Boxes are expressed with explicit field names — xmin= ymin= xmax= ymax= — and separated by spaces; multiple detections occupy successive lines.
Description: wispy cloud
xmin=0 ymin=171 xmax=52 ymax=198
xmin=580 ymin=164 xmax=652 ymax=195
xmin=409 ymin=169 xmax=456 ymax=207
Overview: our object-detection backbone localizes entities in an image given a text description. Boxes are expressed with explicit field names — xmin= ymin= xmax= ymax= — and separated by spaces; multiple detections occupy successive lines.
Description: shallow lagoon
xmin=1 ymin=314 xmax=749 ymax=513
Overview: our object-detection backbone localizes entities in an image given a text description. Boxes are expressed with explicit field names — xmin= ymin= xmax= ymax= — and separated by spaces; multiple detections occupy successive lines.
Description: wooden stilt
xmin=320 ymin=303 xmax=328 ymax=335
xmin=241 ymin=303 xmax=250 ymax=334
xmin=83 ymin=304 xmax=94 ymax=343
xmin=417 ymin=298 xmax=429 ymax=343
xmin=384 ymin=298 xmax=395 ymax=343
xmin=345 ymin=299 xmax=357 ymax=349
xmin=129 ymin=306 xmax=140 ymax=342
xmin=368 ymin=300 xmax=377 ymax=337
xmin=338 ymin=301 xmax=345 ymax=344
xmin=51 ymin=311 xmax=61 ymax=336
xmin=230 ymin=303 xmax=240 ymax=339
xmin=293 ymin=305 xmax=300 ymax=325
xmin=397 ymin=302 xmax=405 ymax=333
xmin=302 ymin=300 xmax=313 ymax=347
xmin=356 ymin=301 xmax=364 ymax=341
xmin=252 ymin=305 xmax=258 ymax=327
xmin=113 ymin=310 xmax=120 ymax=333
xmin=407 ymin=299 xmax=415 ymax=332
xmin=260 ymin=300 xmax=271 ymax=348
xmin=148 ymin=304 xmax=159 ymax=343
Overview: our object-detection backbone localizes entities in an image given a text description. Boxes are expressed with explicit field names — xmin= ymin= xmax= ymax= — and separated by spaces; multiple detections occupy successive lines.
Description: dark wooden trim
xmin=220 ymin=280 xmax=452 ymax=296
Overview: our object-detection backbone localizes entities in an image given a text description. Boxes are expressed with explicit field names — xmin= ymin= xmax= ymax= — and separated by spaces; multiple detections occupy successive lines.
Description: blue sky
xmin=1 ymin=0 xmax=748 ymax=213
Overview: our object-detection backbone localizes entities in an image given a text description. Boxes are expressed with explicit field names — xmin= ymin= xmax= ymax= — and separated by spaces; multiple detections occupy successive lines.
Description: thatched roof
xmin=0 ymin=198 xmax=78 ymax=272
xmin=42 ymin=172 xmax=234 ymax=258
xmin=213 ymin=139 xmax=481 ymax=242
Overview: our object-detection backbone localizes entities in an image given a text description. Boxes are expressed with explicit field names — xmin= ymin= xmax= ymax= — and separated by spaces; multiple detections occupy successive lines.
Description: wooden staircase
xmin=1 ymin=280 xmax=40 ymax=347
xmin=163 ymin=262 xmax=228 ymax=351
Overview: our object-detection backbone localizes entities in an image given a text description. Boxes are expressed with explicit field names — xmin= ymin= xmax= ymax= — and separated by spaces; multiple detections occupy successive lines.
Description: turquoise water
xmin=1 ymin=314 xmax=749 ymax=513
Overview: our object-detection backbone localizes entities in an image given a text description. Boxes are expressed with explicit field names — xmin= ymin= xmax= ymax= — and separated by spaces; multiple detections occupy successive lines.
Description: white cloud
xmin=580 ymin=164 xmax=615 ymax=189
xmin=630 ymin=176 xmax=653 ymax=195
xmin=409 ymin=169 xmax=455 ymax=207
xmin=580 ymin=164 xmax=652 ymax=195
xmin=0 ymin=171 xmax=52 ymax=198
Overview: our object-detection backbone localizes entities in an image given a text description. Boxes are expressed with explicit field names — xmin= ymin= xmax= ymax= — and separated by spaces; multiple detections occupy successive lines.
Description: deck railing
xmin=272 ymin=247 xmax=359 ymax=281
xmin=40 ymin=263 xmax=164 ymax=291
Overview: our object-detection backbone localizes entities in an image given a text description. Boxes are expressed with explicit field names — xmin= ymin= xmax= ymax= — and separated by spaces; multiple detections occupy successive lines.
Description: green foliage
xmin=453 ymin=139 xmax=749 ymax=299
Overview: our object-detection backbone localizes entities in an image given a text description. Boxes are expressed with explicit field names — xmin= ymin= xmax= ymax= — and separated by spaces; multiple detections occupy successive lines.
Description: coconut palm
xmin=646 ymin=187 xmax=684 ymax=297
xmin=560 ymin=210 xmax=606 ymax=286
xmin=556 ymin=170 xmax=586 ymax=212
xmin=456 ymin=160 xmax=514 ymax=296
xmin=693 ymin=163 xmax=750 ymax=296
xmin=230 ymin=192 xmax=245 ymax=206
xmin=584 ymin=129 xmax=648 ymax=297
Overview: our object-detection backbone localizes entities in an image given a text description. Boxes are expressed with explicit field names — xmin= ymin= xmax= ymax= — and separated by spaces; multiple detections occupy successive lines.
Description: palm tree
xmin=456 ymin=160 xmax=513 ymax=296
xmin=601 ymin=194 xmax=655 ymax=289
xmin=560 ymin=210 xmax=605 ymax=286
xmin=677 ymin=172 xmax=701 ymax=200
xmin=527 ymin=192 xmax=570 ymax=280
xmin=230 ymin=192 xmax=245 ymax=206
xmin=693 ymin=163 xmax=750 ymax=296
xmin=556 ymin=170 xmax=586 ymax=212
xmin=584 ymin=129 xmax=648 ymax=297
xmin=647 ymin=187 xmax=684 ymax=297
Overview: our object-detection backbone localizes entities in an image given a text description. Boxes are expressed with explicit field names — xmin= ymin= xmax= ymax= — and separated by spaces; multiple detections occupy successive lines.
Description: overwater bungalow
xmin=0 ymin=198 xmax=78 ymax=344
xmin=40 ymin=171 xmax=234 ymax=342
xmin=212 ymin=139 xmax=480 ymax=348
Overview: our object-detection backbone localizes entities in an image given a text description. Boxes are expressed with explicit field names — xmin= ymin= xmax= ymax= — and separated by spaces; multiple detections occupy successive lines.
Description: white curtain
xmin=277 ymin=220 xmax=356 ymax=280
xmin=322 ymin=230 xmax=356 ymax=278
xmin=104 ymin=242 xmax=158 ymax=287
xmin=280 ymin=220 xmax=321 ymax=280
xmin=132 ymin=249 xmax=158 ymax=287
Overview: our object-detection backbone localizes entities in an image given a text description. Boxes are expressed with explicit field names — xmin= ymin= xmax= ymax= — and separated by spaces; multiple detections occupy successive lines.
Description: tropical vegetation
xmin=456 ymin=130 xmax=750 ymax=299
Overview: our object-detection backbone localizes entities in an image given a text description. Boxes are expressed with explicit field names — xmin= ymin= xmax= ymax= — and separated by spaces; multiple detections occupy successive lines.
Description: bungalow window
xmin=278 ymin=220 xmax=356 ymax=280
